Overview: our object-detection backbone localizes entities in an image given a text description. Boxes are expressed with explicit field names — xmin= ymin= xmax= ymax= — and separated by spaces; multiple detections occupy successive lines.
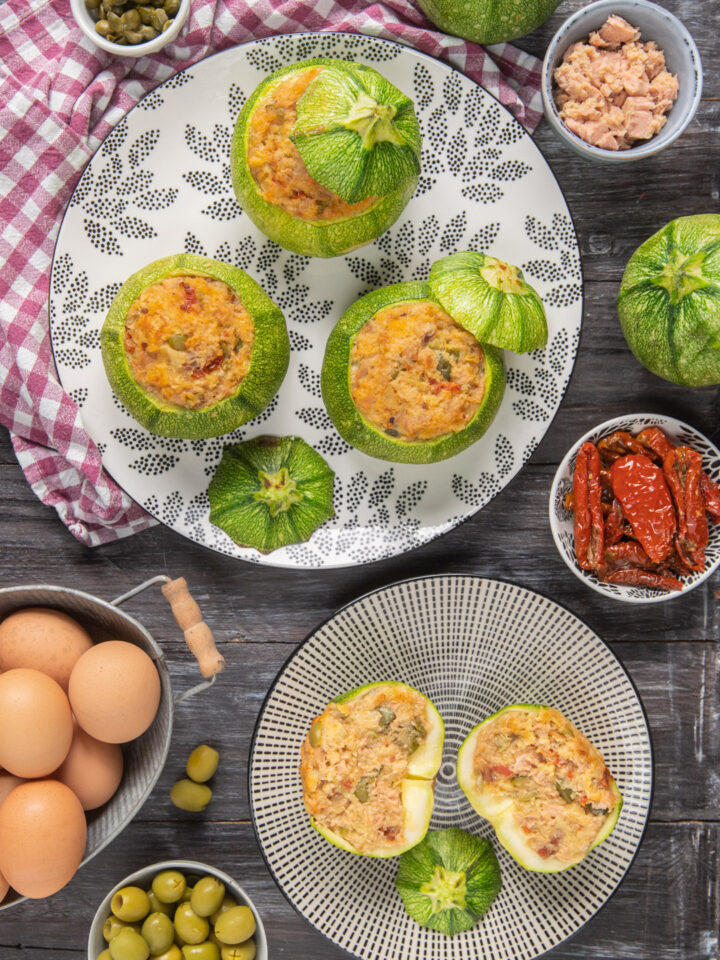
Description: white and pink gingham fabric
xmin=0 ymin=0 xmax=543 ymax=546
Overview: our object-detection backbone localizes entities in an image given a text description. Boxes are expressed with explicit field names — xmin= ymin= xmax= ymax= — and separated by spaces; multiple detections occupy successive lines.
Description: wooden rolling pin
xmin=161 ymin=577 xmax=225 ymax=678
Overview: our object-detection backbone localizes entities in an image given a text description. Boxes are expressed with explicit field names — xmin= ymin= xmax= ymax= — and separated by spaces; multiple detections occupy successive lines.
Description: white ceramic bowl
xmin=69 ymin=0 xmax=190 ymax=57
xmin=550 ymin=414 xmax=720 ymax=603
xmin=541 ymin=0 xmax=702 ymax=162
xmin=87 ymin=859 xmax=268 ymax=959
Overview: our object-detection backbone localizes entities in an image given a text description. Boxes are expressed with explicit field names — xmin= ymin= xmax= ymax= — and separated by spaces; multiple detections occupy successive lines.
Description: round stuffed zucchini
xmin=416 ymin=0 xmax=561 ymax=45
xmin=101 ymin=254 xmax=289 ymax=438
xmin=321 ymin=281 xmax=506 ymax=464
xmin=300 ymin=681 xmax=445 ymax=857
xmin=457 ymin=705 xmax=623 ymax=873
xmin=428 ymin=251 xmax=548 ymax=353
xmin=230 ymin=59 xmax=421 ymax=258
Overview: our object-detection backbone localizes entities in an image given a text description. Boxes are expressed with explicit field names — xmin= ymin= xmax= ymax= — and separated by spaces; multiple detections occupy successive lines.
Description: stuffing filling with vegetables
xmin=123 ymin=275 xmax=255 ymax=410
xmin=247 ymin=67 xmax=376 ymax=221
xmin=473 ymin=707 xmax=618 ymax=864
xmin=349 ymin=300 xmax=487 ymax=442
xmin=300 ymin=686 xmax=430 ymax=853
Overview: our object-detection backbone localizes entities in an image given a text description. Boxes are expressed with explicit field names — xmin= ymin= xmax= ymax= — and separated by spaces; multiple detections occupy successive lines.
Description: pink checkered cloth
xmin=0 ymin=0 xmax=543 ymax=546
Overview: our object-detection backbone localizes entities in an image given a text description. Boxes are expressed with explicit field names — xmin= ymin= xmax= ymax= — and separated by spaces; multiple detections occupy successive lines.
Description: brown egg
xmin=0 ymin=868 xmax=8 ymax=904
xmin=69 ymin=640 xmax=161 ymax=743
xmin=0 ymin=772 xmax=23 ymax=807
xmin=0 ymin=669 xmax=73 ymax=777
xmin=0 ymin=608 xmax=93 ymax=691
xmin=55 ymin=723 xmax=123 ymax=810
xmin=0 ymin=779 xmax=86 ymax=898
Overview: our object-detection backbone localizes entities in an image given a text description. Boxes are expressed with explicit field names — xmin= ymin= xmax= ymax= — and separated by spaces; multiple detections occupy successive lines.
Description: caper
xmin=167 ymin=333 xmax=188 ymax=351
xmin=108 ymin=928 xmax=150 ymax=960
xmin=140 ymin=24 xmax=158 ymax=39
xmin=308 ymin=721 xmax=322 ymax=747
xmin=170 ymin=779 xmax=212 ymax=812
xmin=95 ymin=19 xmax=111 ymax=35
xmin=152 ymin=870 xmax=187 ymax=904
xmin=106 ymin=10 xmax=123 ymax=28
xmin=124 ymin=28 xmax=145 ymax=42
xmin=186 ymin=745 xmax=219 ymax=784
xmin=174 ymin=902 xmax=209 ymax=945
xmin=191 ymin=876 xmax=225 ymax=918
xmin=181 ymin=945 xmax=220 ymax=960
xmin=103 ymin=916 xmax=141 ymax=942
xmin=137 ymin=5 xmax=154 ymax=22
xmin=163 ymin=0 xmax=180 ymax=15
xmin=221 ymin=943 xmax=256 ymax=960
xmin=112 ymin=887 xmax=151 ymax=923
xmin=141 ymin=912 xmax=175 ymax=955
xmin=85 ymin=0 xmax=101 ymax=9
xmin=214 ymin=906 xmax=255 ymax=946
xmin=209 ymin=896 xmax=237 ymax=926
xmin=121 ymin=8 xmax=141 ymax=27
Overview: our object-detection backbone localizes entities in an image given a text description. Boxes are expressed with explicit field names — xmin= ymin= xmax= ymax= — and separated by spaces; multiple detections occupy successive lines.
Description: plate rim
xmin=247 ymin=573 xmax=654 ymax=960
xmin=49 ymin=30 xmax=584 ymax=570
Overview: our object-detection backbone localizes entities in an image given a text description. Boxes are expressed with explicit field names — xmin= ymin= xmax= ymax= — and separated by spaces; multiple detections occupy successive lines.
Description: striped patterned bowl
xmin=250 ymin=575 xmax=652 ymax=960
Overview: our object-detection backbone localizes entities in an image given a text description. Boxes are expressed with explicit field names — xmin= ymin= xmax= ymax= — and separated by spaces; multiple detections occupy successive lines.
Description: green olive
xmin=181 ymin=886 xmax=195 ymax=902
xmin=174 ymin=902 xmax=209 ymax=945
xmin=152 ymin=871 xmax=187 ymax=904
xmin=112 ymin=887 xmax=151 ymax=923
xmin=153 ymin=948 xmax=182 ymax=960
xmin=190 ymin=877 xmax=225 ymax=918
xmin=108 ymin=928 xmax=150 ymax=960
xmin=170 ymin=780 xmax=212 ymax=812
xmin=141 ymin=912 xmax=174 ymax=954
xmin=146 ymin=890 xmax=174 ymax=917
xmin=98 ymin=951 xmax=113 ymax=960
xmin=221 ymin=943 xmax=256 ymax=960
xmin=213 ymin=906 xmax=255 ymax=946
xmin=103 ymin=917 xmax=141 ymax=942
xmin=209 ymin=896 xmax=237 ymax=926
xmin=181 ymin=944 xmax=220 ymax=960
xmin=186 ymin=745 xmax=219 ymax=784
xmin=308 ymin=720 xmax=322 ymax=747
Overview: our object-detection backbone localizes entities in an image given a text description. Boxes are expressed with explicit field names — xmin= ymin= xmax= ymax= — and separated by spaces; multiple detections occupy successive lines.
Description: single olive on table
xmin=97 ymin=869 xmax=258 ymax=960
xmin=84 ymin=0 xmax=180 ymax=46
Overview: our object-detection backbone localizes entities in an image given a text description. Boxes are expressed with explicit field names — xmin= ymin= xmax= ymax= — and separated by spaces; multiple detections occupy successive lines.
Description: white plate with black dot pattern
xmin=250 ymin=575 xmax=652 ymax=960
xmin=49 ymin=33 xmax=583 ymax=569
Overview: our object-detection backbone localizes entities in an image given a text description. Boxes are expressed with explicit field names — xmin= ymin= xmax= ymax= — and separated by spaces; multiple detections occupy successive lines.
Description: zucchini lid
xmin=208 ymin=435 xmax=335 ymax=553
xmin=395 ymin=827 xmax=501 ymax=935
xmin=428 ymin=250 xmax=548 ymax=353
xmin=100 ymin=253 xmax=289 ymax=439
xmin=457 ymin=704 xmax=623 ymax=873
xmin=307 ymin=681 xmax=444 ymax=858
xmin=321 ymin=281 xmax=506 ymax=464
xmin=291 ymin=61 xmax=421 ymax=203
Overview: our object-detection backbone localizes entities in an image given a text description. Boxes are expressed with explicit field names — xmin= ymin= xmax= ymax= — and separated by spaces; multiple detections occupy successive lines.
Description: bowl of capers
xmin=69 ymin=0 xmax=190 ymax=56
xmin=88 ymin=860 xmax=267 ymax=959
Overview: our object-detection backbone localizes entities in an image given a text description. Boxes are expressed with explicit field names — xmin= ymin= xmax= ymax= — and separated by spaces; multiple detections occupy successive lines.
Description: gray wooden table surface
xmin=1 ymin=0 xmax=719 ymax=957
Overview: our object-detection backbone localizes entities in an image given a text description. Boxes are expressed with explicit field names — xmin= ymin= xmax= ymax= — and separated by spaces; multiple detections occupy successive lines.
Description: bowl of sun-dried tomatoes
xmin=550 ymin=414 xmax=720 ymax=602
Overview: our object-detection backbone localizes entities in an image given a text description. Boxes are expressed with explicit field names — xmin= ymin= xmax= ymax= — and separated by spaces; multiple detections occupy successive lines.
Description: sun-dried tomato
xmin=609 ymin=454 xmax=676 ymax=564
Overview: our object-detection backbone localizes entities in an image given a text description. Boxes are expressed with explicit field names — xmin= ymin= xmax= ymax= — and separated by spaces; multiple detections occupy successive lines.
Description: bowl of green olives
xmin=69 ymin=0 xmax=190 ymax=57
xmin=88 ymin=860 xmax=267 ymax=960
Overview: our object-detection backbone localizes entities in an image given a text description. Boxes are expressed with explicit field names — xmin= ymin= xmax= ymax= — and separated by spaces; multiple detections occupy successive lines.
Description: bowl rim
xmin=87 ymin=858 xmax=268 ymax=958
xmin=68 ymin=0 xmax=190 ymax=57
xmin=548 ymin=413 xmax=720 ymax=603
xmin=541 ymin=0 xmax=703 ymax=162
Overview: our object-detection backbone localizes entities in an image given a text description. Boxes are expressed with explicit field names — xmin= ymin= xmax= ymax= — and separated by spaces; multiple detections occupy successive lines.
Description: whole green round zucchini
xmin=417 ymin=0 xmax=561 ymax=44
xmin=101 ymin=253 xmax=289 ymax=438
xmin=230 ymin=58 xmax=420 ymax=258
xmin=321 ymin=281 xmax=505 ymax=464
xmin=618 ymin=214 xmax=720 ymax=386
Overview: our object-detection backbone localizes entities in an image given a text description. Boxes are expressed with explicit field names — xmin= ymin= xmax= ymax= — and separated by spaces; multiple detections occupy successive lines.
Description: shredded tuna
xmin=554 ymin=16 xmax=678 ymax=150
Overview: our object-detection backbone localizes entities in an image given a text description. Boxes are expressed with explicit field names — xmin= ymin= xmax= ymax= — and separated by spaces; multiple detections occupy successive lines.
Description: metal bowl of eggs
xmin=0 ymin=577 xmax=224 ymax=910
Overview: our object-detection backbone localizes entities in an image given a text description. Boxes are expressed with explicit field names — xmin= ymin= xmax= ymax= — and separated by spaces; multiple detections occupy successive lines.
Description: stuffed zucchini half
xmin=101 ymin=254 xmax=289 ymax=438
xmin=299 ymin=682 xmax=444 ymax=857
xmin=230 ymin=58 xmax=421 ymax=258
xmin=321 ymin=282 xmax=505 ymax=464
xmin=457 ymin=705 xmax=622 ymax=873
